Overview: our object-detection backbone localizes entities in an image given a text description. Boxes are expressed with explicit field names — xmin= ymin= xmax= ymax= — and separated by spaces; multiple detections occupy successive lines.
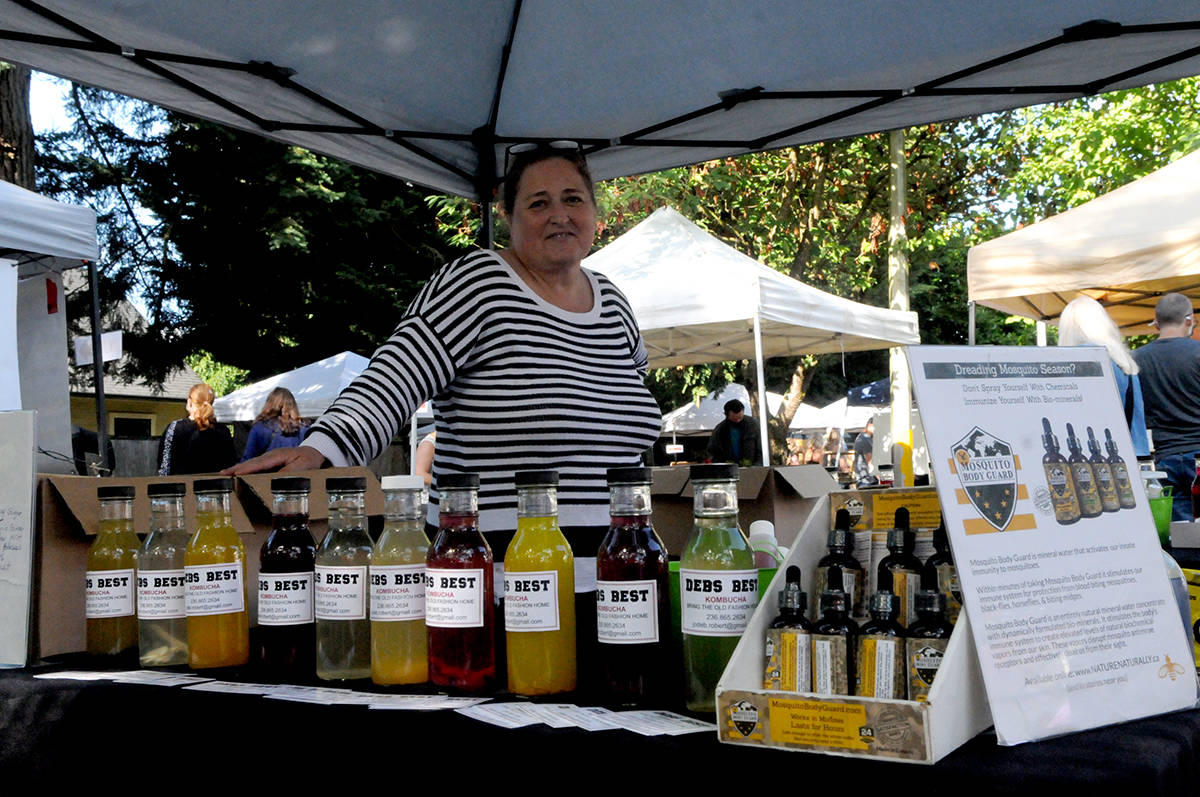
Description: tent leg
xmin=968 ymin=300 xmax=976 ymax=346
xmin=89 ymin=260 xmax=109 ymax=474
xmin=1036 ymin=320 xmax=1047 ymax=347
xmin=752 ymin=311 xmax=769 ymax=466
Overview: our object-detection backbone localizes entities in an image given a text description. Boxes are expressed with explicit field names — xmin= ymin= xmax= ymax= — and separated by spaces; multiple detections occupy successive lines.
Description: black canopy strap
xmin=471 ymin=0 xmax=524 ymax=247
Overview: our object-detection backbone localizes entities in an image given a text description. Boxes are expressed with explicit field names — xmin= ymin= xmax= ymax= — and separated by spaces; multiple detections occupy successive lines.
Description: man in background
xmin=707 ymin=399 xmax=760 ymax=466
xmin=1132 ymin=292 xmax=1200 ymax=520
xmin=854 ymin=418 xmax=877 ymax=487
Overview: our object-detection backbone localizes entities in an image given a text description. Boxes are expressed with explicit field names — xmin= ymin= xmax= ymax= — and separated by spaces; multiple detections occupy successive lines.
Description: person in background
xmin=707 ymin=398 xmax=761 ymax=466
xmin=1131 ymin=293 xmax=1200 ymax=521
xmin=1056 ymin=295 xmax=1149 ymax=457
xmin=414 ymin=430 xmax=436 ymax=486
xmin=158 ymin=383 xmax=236 ymax=475
xmin=241 ymin=387 xmax=309 ymax=462
xmin=853 ymin=418 xmax=877 ymax=487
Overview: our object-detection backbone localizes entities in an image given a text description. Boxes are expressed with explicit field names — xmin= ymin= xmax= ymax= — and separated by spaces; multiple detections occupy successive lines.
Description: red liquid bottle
xmin=257 ymin=476 xmax=316 ymax=677
xmin=596 ymin=466 xmax=670 ymax=706
xmin=425 ymin=473 xmax=495 ymax=692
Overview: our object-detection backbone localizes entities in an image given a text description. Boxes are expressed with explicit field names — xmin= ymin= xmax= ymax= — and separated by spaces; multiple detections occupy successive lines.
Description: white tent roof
xmin=583 ymin=207 xmax=919 ymax=367
xmin=0 ymin=180 xmax=98 ymax=275
xmin=2 ymin=4 xmax=1198 ymax=198
xmin=818 ymin=398 xmax=879 ymax=433
xmin=661 ymin=384 xmax=783 ymax=436
xmin=968 ymin=147 xmax=1200 ymax=335
xmin=213 ymin=351 xmax=368 ymax=422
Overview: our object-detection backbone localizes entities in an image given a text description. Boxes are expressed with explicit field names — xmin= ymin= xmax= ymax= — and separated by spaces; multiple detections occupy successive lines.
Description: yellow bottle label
xmin=857 ymin=634 xmax=905 ymax=699
xmin=764 ymin=628 xmax=811 ymax=691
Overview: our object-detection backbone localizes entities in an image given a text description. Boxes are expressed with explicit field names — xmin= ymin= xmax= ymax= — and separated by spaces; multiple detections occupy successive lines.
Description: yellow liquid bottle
xmin=371 ymin=475 xmax=430 ymax=685
xmin=185 ymin=477 xmax=249 ymax=669
xmin=504 ymin=471 xmax=576 ymax=696
xmin=86 ymin=485 xmax=140 ymax=657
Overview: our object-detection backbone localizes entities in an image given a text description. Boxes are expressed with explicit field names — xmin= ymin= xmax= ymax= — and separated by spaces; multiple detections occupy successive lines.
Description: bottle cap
xmin=97 ymin=485 xmax=135 ymax=500
xmin=270 ymin=476 xmax=311 ymax=493
xmin=689 ymin=463 xmax=738 ymax=481
xmin=607 ymin=466 xmax=651 ymax=485
xmin=916 ymin=589 xmax=946 ymax=614
xmin=819 ymin=589 xmax=849 ymax=614
xmin=326 ymin=476 xmax=366 ymax=492
xmin=147 ymin=482 xmax=185 ymax=497
xmin=515 ymin=470 xmax=558 ymax=487
xmin=827 ymin=524 xmax=849 ymax=549
xmin=834 ymin=508 xmax=851 ymax=530
xmin=777 ymin=565 xmax=806 ymax=612
xmin=869 ymin=590 xmax=899 ymax=617
xmin=380 ymin=474 xmax=423 ymax=491
xmin=439 ymin=472 xmax=479 ymax=489
xmin=193 ymin=477 xmax=233 ymax=494
xmin=748 ymin=520 xmax=777 ymax=543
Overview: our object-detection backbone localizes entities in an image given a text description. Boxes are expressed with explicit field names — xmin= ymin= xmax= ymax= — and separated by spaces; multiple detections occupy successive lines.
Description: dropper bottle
xmin=1086 ymin=426 xmax=1120 ymax=513
xmin=1065 ymin=423 xmax=1103 ymax=518
xmin=763 ymin=566 xmax=812 ymax=691
xmin=811 ymin=565 xmax=858 ymax=696
xmin=1041 ymin=418 xmax=1081 ymax=524
xmin=1104 ymin=428 xmax=1137 ymax=509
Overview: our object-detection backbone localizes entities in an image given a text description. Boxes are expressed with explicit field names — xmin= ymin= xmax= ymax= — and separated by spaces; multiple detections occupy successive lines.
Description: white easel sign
xmin=908 ymin=345 xmax=1196 ymax=745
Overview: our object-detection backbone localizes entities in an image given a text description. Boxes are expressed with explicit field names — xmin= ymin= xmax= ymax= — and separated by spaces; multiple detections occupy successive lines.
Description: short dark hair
xmin=1155 ymin=293 xmax=1193 ymax=328
xmin=501 ymin=145 xmax=595 ymax=216
xmin=723 ymin=399 xmax=745 ymax=414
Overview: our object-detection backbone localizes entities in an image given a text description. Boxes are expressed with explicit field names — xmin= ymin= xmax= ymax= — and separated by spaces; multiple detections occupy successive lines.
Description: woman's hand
xmin=222 ymin=445 xmax=327 ymax=475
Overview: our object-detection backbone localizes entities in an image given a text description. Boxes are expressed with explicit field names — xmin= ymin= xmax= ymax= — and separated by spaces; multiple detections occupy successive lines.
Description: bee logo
xmin=1158 ymin=655 xmax=1186 ymax=682
xmin=955 ymin=448 xmax=972 ymax=468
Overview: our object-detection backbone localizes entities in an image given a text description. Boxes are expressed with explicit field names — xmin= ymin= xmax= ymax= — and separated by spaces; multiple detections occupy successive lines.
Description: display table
xmin=2 ymin=657 xmax=1198 ymax=792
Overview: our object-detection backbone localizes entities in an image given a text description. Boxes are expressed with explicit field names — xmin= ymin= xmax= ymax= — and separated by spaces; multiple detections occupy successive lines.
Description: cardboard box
xmin=715 ymin=493 xmax=993 ymax=763
xmin=30 ymin=468 xmax=382 ymax=661
xmin=651 ymin=465 xmax=840 ymax=554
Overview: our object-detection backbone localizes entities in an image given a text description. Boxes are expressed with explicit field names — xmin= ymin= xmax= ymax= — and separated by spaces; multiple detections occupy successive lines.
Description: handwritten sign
xmin=0 ymin=411 xmax=36 ymax=667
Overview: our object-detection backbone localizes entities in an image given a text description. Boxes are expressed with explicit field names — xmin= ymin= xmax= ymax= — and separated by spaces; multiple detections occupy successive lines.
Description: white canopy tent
xmin=213 ymin=351 xmax=368 ymax=422
xmin=0 ymin=180 xmax=99 ymax=472
xmin=661 ymin=384 xmax=784 ymax=437
xmin=968 ymin=148 xmax=1200 ymax=335
xmin=1 ymin=3 xmax=1198 ymax=207
xmin=584 ymin=207 xmax=920 ymax=465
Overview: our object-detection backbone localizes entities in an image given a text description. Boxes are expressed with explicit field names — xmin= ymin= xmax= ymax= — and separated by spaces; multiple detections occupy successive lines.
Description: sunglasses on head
xmin=503 ymin=140 xmax=581 ymax=177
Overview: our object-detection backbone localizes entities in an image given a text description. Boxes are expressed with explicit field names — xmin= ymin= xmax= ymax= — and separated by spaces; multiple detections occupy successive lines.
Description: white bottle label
xmin=370 ymin=564 xmax=427 ymax=621
xmin=596 ymin=579 xmax=659 ymax=643
xmin=873 ymin=638 xmax=897 ymax=696
xmin=503 ymin=570 xmax=560 ymax=632
xmin=136 ymin=568 xmax=186 ymax=619
xmin=184 ymin=562 xmax=245 ymax=616
xmin=257 ymin=571 xmax=314 ymax=625
xmin=679 ymin=568 xmax=758 ymax=636
xmin=85 ymin=568 xmax=135 ymax=618
xmin=425 ymin=567 xmax=485 ymax=628
xmin=314 ymin=565 xmax=367 ymax=620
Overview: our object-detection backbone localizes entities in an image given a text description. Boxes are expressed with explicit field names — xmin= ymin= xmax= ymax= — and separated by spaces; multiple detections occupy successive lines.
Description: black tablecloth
xmin=2 ymin=657 xmax=1199 ymax=794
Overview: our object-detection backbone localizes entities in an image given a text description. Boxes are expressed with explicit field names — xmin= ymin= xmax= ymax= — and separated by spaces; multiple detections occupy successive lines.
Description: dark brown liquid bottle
xmin=1066 ymin=423 xmax=1103 ymax=518
xmin=811 ymin=565 xmax=858 ymax=696
xmin=816 ymin=508 xmax=864 ymax=618
xmin=257 ymin=476 xmax=316 ymax=676
xmin=1042 ymin=418 xmax=1081 ymax=524
xmin=1105 ymin=428 xmax=1137 ymax=509
xmin=1086 ymin=426 xmax=1121 ymax=513
xmin=426 ymin=473 xmax=495 ymax=693
xmin=876 ymin=508 xmax=922 ymax=626
xmin=596 ymin=467 xmax=670 ymax=706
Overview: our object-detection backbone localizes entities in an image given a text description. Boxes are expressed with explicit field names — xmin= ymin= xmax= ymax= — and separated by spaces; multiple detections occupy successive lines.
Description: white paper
xmin=455 ymin=702 xmax=541 ymax=728
xmin=908 ymin=345 xmax=1198 ymax=745
xmin=368 ymin=694 xmax=491 ymax=710
xmin=0 ymin=411 xmax=35 ymax=667
xmin=183 ymin=680 xmax=277 ymax=695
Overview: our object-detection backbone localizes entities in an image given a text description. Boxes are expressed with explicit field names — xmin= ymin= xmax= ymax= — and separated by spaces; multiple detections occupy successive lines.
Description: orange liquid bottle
xmin=185 ymin=477 xmax=249 ymax=668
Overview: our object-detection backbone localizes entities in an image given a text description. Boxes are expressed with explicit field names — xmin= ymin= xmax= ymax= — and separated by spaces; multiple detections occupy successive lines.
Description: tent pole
xmin=888 ymin=129 xmax=912 ymax=458
xmin=968 ymin=300 xmax=976 ymax=345
xmin=752 ymin=310 xmax=769 ymax=466
xmin=88 ymin=259 xmax=109 ymax=474
xmin=1036 ymin=320 xmax=1048 ymax=347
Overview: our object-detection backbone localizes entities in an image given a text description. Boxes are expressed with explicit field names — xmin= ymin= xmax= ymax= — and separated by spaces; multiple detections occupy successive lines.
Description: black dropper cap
xmin=1041 ymin=418 xmax=1058 ymax=452
xmin=886 ymin=507 xmax=912 ymax=550
xmin=777 ymin=566 xmax=806 ymax=612
xmin=1103 ymin=428 xmax=1120 ymax=457
xmin=1065 ymin=422 xmax=1082 ymax=453
xmin=819 ymin=565 xmax=848 ymax=614
xmin=915 ymin=589 xmax=946 ymax=615
xmin=1086 ymin=426 xmax=1103 ymax=457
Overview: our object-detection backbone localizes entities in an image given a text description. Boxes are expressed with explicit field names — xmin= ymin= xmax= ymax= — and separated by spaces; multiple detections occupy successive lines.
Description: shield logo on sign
xmin=952 ymin=426 xmax=1018 ymax=531
xmin=729 ymin=699 xmax=760 ymax=737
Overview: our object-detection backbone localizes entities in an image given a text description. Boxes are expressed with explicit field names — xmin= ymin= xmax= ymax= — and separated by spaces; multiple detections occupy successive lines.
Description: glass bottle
xmin=137 ymin=482 xmax=188 ymax=666
xmin=504 ymin=470 xmax=576 ymax=696
xmin=371 ymin=474 xmax=430 ymax=686
xmin=763 ymin=565 xmax=812 ymax=692
xmin=1065 ymin=423 xmax=1103 ymax=519
xmin=1105 ymin=428 xmax=1137 ymax=509
xmin=596 ymin=466 xmax=670 ymax=706
xmin=856 ymin=575 xmax=906 ymax=699
xmin=922 ymin=519 xmax=961 ymax=625
xmin=87 ymin=485 xmax=139 ymax=657
xmin=876 ymin=507 xmax=922 ymax=626
xmin=815 ymin=508 xmax=864 ymax=618
xmin=680 ymin=463 xmax=757 ymax=713
xmin=315 ymin=476 xmax=372 ymax=680
xmin=1086 ymin=426 xmax=1121 ymax=513
xmin=906 ymin=590 xmax=954 ymax=702
xmin=1041 ymin=418 xmax=1081 ymax=524
xmin=257 ymin=476 xmax=316 ymax=677
xmin=185 ymin=477 xmax=249 ymax=669
xmin=811 ymin=565 xmax=858 ymax=696
xmin=426 ymin=473 xmax=495 ymax=692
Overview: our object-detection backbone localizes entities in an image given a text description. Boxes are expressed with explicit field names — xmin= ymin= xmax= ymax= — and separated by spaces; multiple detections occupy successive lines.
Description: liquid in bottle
xmin=371 ymin=474 xmax=430 ymax=686
xmin=137 ymin=482 xmax=189 ymax=666
xmin=88 ymin=485 xmax=139 ymax=658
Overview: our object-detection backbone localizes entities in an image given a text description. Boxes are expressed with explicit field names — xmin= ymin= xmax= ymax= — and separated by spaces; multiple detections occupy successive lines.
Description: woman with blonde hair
xmin=1057 ymin=295 xmax=1149 ymax=456
xmin=241 ymin=387 xmax=309 ymax=462
xmin=158 ymin=383 xmax=237 ymax=474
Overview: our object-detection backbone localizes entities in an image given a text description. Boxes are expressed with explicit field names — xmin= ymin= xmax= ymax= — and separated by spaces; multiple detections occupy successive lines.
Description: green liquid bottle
xmin=315 ymin=476 xmax=372 ymax=680
xmin=876 ymin=508 xmax=922 ymax=626
xmin=87 ymin=485 xmax=139 ymax=658
xmin=371 ymin=475 xmax=430 ymax=686
xmin=137 ymin=482 xmax=189 ymax=666
xmin=681 ymin=463 xmax=757 ymax=713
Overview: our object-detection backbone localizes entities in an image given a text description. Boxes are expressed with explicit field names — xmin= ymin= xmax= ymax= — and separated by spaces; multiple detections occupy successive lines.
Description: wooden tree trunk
xmin=0 ymin=62 xmax=36 ymax=189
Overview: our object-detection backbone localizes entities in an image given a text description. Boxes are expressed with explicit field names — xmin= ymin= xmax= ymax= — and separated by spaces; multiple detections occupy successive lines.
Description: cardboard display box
xmin=651 ymin=465 xmax=840 ymax=554
xmin=30 ymin=468 xmax=382 ymax=661
xmin=715 ymin=492 xmax=993 ymax=763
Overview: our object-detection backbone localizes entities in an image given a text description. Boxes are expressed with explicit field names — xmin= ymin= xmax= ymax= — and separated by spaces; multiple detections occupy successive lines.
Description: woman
xmin=159 ymin=383 xmax=237 ymax=475
xmin=240 ymin=387 xmax=308 ymax=462
xmin=231 ymin=143 xmax=662 ymax=557
xmin=1057 ymin=295 xmax=1150 ymax=456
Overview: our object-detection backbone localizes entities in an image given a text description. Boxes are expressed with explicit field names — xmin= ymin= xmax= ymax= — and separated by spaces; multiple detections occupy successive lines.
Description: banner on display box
xmin=908 ymin=345 xmax=1197 ymax=746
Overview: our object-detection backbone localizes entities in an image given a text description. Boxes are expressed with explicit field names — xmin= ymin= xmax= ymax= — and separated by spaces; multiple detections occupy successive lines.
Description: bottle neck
xmin=149 ymin=496 xmax=185 ymax=533
xmin=518 ymin=485 xmax=557 ymax=518
xmin=439 ymin=487 xmax=478 ymax=518
xmin=693 ymin=479 xmax=738 ymax=517
xmin=328 ymin=490 xmax=366 ymax=532
xmin=99 ymin=498 xmax=133 ymax=528
xmin=384 ymin=488 xmax=424 ymax=522
xmin=609 ymin=482 xmax=651 ymax=517
xmin=272 ymin=491 xmax=309 ymax=518
xmin=195 ymin=491 xmax=232 ymax=521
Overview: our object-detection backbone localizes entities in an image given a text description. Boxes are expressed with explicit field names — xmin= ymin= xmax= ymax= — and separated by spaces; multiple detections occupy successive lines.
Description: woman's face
xmin=507 ymin=157 xmax=597 ymax=272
